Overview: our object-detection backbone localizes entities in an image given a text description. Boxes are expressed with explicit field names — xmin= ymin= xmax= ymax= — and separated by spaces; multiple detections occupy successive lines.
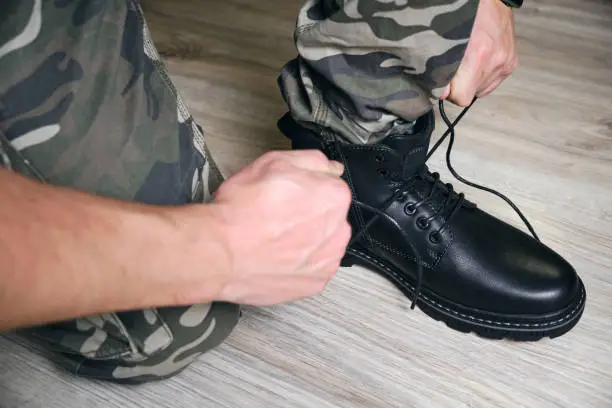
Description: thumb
xmin=446 ymin=54 xmax=479 ymax=107
xmin=325 ymin=160 xmax=345 ymax=176
xmin=282 ymin=150 xmax=345 ymax=177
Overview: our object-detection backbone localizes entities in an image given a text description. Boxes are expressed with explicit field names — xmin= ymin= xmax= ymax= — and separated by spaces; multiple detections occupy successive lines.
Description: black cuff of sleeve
xmin=500 ymin=0 xmax=523 ymax=7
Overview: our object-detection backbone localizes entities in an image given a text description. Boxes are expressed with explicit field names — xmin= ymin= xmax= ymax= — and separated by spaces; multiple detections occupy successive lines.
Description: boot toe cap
xmin=442 ymin=209 xmax=583 ymax=315
xmin=503 ymin=247 xmax=581 ymax=314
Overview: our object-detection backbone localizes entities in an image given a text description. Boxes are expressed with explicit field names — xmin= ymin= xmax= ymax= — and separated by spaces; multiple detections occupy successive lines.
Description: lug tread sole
xmin=341 ymin=249 xmax=586 ymax=342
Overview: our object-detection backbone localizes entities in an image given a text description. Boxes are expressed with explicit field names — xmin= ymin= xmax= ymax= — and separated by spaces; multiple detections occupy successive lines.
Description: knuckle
xmin=500 ymin=58 xmax=516 ymax=76
xmin=477 ymin=88 xmax=493 ymax=98
xmin=257 ymin=152 xmax=287 ymax=173
xmin=261 ymin=150 xmax=283 ymax=162
xmin=500 ymin=66 xmax=513 ymax=77
xmin=306 ymin=149 xmax=328 ymax=163
xmin=474 ymin=37 xmax=493 ymax=60
xmin=492 ymin=51 xmax=506 ymax=69
xmin=509 ymin=55 xmax=519 ymax=72
xmin=497 ymin=52 xmax=518 ymax=76
xmin=293 ymin=149 xmax=329 ymax=168
xmin=265 ymin=156 xmax=292 ymax=174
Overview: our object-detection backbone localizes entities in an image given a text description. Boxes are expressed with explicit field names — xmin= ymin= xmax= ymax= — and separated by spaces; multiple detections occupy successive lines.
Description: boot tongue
xmin=380 ymin=131 xmax=431 ymax=179
xmin=379 ymin=111 xmax=434 ymax=171
xmin=382 ymin=132 xmax=429 ymax=165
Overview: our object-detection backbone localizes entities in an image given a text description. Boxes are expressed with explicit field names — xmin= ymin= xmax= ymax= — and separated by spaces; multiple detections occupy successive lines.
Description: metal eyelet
xmin=404 ymin=203 xmax=416 ymax=215
xmin=428 ymin=231 xmax=441 ymax=244
xmin=375 ymin=154 xmax=384 ymax=163
xmin=378 ymin=168 xmax=388 ymax=177
xmin=416 ymin=217 xmax=430 ymax=230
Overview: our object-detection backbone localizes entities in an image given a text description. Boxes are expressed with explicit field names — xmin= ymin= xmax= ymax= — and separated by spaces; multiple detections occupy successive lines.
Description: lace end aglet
xmin=410 ymin=300 xmax=417 ymax=310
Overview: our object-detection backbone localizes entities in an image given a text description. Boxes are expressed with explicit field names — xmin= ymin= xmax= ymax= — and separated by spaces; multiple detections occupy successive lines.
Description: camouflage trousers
xmin=0 ymin=0 xmax=476 ymax=384
xmin=280 ymin=0 xmax=479 ymax=144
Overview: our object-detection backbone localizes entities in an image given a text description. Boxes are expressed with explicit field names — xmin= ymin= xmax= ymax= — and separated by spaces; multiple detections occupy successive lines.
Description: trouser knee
xmin=28 ymin=302 xmax=240 ymax=385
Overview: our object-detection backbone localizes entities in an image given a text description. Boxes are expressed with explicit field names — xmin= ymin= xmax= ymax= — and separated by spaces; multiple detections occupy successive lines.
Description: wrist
xmin=147 ymin=202 xmax=233 ymax=307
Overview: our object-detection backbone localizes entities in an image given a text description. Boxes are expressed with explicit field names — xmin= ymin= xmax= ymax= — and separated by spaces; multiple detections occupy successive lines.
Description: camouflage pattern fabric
xmin=0 ymin=0 xmax=479 ymax=385
xmin=278 ymin=0 xmax=479 ymax=144
xmin=0 ymin=0 xmax=239 ymax=384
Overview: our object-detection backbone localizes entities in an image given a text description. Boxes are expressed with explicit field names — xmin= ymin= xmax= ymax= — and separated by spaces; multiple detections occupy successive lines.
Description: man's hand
xmin=177 ymin=150 xmax=352 ymax=306
xmin=0 ymin=150 xmax=351 ymax=330
xmin=441 ymin=0 xmax=518 ymax=106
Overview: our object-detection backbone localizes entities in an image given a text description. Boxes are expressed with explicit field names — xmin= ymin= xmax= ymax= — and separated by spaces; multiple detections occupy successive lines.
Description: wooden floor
xmin=2 ymin=0 xmax=612 ymax=407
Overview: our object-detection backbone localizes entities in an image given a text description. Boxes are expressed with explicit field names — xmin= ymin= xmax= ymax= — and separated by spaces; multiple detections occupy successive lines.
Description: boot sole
xmin=341 ymin=248 xmax=586 ymax=341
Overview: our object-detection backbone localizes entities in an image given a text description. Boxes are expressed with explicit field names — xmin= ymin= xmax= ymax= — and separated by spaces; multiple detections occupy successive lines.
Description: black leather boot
xmin=277 ymin=105 xmax=586 ymax=341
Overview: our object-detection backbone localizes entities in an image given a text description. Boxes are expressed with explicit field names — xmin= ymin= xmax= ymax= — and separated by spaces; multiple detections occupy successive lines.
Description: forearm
xmin=0 ymin=169 xmax=227 ymax=331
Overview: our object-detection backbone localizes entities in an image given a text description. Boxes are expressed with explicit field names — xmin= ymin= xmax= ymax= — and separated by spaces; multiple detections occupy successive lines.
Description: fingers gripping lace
xmin=349 ymin=98 xmax=540 ymax=310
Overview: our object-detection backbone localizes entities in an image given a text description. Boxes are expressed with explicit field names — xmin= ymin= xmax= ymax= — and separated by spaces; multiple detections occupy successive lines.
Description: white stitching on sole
xmin=350 ymin=249 xmax=585 ymax=329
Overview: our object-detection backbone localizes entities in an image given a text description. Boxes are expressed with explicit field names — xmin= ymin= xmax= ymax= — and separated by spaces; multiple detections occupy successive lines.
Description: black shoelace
xmin=349 ymin=98 xmax=540 ymax=309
